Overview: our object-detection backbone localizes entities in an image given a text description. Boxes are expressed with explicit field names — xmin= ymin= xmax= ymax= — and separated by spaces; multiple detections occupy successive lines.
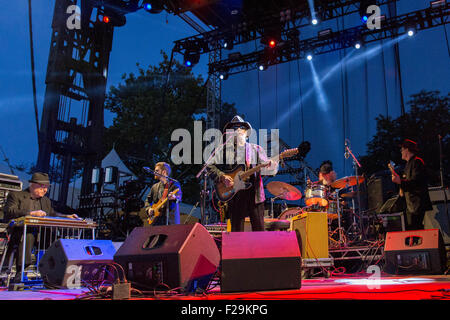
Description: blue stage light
xmin=144 ymin=3 xmax=152 ymax=11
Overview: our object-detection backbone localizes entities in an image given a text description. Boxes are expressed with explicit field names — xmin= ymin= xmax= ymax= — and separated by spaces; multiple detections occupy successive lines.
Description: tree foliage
xmin=103 ymin=51 xmax=237 ymax=203
xmin=360 ymin=90 xmax=450 ymax=186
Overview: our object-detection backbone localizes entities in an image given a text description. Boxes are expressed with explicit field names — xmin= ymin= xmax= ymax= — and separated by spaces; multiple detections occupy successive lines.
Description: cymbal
xmin=266 ymin=181 xmax=302 ymax=201
xmin=330 ymin=176 xmax=365 ymax=189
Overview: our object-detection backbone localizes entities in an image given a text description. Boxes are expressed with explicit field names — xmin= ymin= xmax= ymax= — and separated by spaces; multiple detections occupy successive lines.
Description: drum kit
xmin=267 ymin=175 xmax=365 ymax=245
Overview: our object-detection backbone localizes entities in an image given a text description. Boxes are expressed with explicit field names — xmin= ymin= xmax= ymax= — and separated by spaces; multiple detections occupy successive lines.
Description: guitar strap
xmin=161 ymin=182 xmax=170 ymax=200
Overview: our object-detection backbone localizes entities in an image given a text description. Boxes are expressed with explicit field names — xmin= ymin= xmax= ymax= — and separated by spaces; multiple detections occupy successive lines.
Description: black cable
xmin=295 ymin=59 xmax=305 ymax=142
xmin=380 ymin=39 xmax=390 ymax=117
xmin=255 ymin=40 xmax=262 ymax=130
xmin=27 ymin=0 xmax=40 ymax=147
xmin=275 ymin=64 xmax=278 ymax=129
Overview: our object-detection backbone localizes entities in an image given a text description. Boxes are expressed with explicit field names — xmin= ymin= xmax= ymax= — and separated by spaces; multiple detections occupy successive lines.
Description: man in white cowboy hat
xmin=3 ymin=172 xmax=79 ymax=281
xmin=208 ymin=115 xmax=278 ymax=232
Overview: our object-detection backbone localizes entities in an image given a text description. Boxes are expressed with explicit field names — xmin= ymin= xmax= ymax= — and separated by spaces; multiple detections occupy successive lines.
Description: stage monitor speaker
xmin=38 ymin=239 xmax=116 ymax=288
xmin=384 ymin=229 xmax=446 ymax=275
xmin=221 ymin=231 xmax=301 ymax=293
xmin=113 ymin=223 xmax=220 ymax=292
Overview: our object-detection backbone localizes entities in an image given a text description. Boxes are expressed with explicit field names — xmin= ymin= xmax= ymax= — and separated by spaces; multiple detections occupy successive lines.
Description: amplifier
xmin=384 ymin=229 xmax=446 ymax=275
xmin=0 ymin=173 xmax=22 ymax=192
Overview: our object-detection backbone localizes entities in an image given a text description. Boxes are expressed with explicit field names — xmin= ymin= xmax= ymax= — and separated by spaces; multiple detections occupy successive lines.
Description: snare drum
xmin=305 ymin=185 xmax=329 ymax=207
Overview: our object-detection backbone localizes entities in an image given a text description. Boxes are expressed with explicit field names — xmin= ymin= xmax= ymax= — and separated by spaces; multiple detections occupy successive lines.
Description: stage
xmin=0 ymin=274 xmax=449 ymax=301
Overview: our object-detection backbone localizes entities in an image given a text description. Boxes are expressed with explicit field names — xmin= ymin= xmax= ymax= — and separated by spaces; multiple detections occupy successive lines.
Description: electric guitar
xmin=147 ymin=188 xmax=180 ymax=225
xmin=214 ymin=148 xmax=299 ymax=202
xmin=388 ymin=161 xmax=404 ymax=197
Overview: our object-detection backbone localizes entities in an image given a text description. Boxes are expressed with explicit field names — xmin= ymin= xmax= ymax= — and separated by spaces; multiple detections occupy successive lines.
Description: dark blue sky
xmin=0 ymin=0 xmax=449 ymax=183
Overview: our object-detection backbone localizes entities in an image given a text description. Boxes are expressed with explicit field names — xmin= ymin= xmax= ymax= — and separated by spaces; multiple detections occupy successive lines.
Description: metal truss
xmin=329 ymin=245 xmax=384 ymax=261
xmin=172 ymin=0 xmax=400 ymax=56
xmin=208 ymin=4 xmax=449 ymax=75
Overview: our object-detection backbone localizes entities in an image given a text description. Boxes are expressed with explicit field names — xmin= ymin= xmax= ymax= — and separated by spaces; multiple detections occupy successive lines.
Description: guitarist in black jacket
xmin=144 ymin=162 xmax=181 ymax=225
xmin=391 ymin=139 xmax=432 ymax=230
xmin=207 ymin=116 xmax=278 ymax=232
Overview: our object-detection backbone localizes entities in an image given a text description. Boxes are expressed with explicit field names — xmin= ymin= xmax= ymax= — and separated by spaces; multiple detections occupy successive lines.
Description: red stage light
xmin=103 ymin=16 xmax=110 ymax=23
xmin=269 ymin=40 xmax=276 ymax=48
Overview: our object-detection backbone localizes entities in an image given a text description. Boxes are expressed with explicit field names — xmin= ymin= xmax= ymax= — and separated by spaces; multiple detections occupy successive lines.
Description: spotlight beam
xmin=275 ymin=34 xmax=409 ymax=128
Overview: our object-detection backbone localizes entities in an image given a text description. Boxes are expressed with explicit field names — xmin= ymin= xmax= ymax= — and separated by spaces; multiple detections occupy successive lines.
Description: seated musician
xmin=308 ymin=160 xmax=337 ymax=187
xmin=3 ymin=172 xmax=79 ymax=279
xmin=144 ymin=162 xmax=182 ymax=225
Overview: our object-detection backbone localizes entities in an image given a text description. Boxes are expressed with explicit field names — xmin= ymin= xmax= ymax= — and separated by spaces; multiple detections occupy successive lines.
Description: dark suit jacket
xmin=144 ymin=181 xmax=181 ymax=225
xmin=400 ymin=156 xmax=433 ymax=214
xmin=3 ymin=188 xmax=56 ymax=220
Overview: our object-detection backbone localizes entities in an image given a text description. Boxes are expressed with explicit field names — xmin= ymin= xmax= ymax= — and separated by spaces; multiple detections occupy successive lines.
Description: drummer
xmin=308 ymin=160 xmax=337 ymax=187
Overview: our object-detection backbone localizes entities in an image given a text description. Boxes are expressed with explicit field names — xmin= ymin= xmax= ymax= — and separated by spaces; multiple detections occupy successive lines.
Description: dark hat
xmin=319 ymin=160 xmax=333 ymax=174
xmin=400 ymin=139 xmax=419 ymax=154
xmin=29 ymin=172 xmax=51 ymax=185
xmin=223 ymin=115 xmax=252 ymax=132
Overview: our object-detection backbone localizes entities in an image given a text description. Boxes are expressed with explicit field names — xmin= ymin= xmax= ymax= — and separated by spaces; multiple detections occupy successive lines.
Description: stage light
xmin=258 ymin=64 xmax=266 ymax=71
xmin=362 ymin=15 xmax=368 ymax=23
xmin=143 ymin=1 xmax=163 ymax=14
xmin=306 ymin=54 xmax=313 ymax=61
xmin=99 ymin=10 xmax=126 ymax=27
xmin=219 ymin=72 xmax=229 ymax=80
xmin=144 ymin=3 xmax=152 ymax=11
xmin=355 ymin=42 xmax=362 ymax=49
xmin=311 ymin=18 xmax=318 ymax=25
xmin=183 ymin=51 xmax=200 ymax=68
xmin=269 ymin=39 xmax=276 ymax=48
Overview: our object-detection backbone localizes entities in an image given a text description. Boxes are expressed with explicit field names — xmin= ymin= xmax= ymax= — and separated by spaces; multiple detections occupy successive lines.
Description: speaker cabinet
xmin=113 ymin=223 xmax=220 ymax=292
xmin=38 ymin=239 xmax=116 ymax=288
xmin=367 ymin=175 xmax=397 ymax=213
xmin=221 ymin=231 xmax=301 ymax=293
xmin=291 ymin=212 xmax=329 ymax=259
xmin=384 ymin=229 xmax=446 ymax=275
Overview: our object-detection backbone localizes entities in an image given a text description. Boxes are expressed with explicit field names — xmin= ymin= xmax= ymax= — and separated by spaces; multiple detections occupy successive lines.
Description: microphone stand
xmin=438 ymin=135 xmax=450 ymax=233
xmin=195 ymin=133 xmax=235 ymax=225
xmin=345 ymin=141 xmax=365 ymax=241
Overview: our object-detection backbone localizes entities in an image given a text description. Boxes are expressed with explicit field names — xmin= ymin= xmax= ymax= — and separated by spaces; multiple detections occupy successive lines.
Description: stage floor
xmin=1 ymin=274 xmax=449 ymax=301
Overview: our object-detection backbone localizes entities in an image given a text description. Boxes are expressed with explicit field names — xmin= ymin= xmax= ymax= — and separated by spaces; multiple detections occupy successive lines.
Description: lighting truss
xmin=209 ymin=3 xmax=449 ymax=76
xmin=173 ymin=0 xmax=400 ymax=56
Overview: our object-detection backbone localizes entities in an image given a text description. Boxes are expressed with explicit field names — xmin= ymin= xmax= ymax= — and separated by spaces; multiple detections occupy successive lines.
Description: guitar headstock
xmin=280 ymin=148 xmax=299 ymax=160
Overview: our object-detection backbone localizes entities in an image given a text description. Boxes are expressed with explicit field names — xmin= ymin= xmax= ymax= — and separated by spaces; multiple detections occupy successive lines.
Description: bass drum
xmin=278 ymin=207 xmax=302 ymax=220
xmin=304 ymin=185 xmax=329 ymax=207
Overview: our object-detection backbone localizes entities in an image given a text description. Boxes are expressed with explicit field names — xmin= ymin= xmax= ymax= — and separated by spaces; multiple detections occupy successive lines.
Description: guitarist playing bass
xmin=145 ymin=162 xmax=182 ymax=225
xmin=207 ymin=116 xmax=281 ymax=232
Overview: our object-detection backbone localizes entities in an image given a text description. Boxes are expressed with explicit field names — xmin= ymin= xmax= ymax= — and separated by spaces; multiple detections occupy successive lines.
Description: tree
xmin=360 ymin=90 xmax=450 ymax=186
xmin=103 ymin=51 xmax=237 ymax=204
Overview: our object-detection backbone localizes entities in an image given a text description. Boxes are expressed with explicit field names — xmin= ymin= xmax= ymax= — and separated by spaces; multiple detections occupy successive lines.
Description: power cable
xmin=27 ymin=0 xmax=40 ymax=147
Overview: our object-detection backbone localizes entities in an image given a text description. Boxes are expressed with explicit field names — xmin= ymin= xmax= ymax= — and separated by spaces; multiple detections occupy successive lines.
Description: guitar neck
xmin=240 ymin=149 xmax=296 ymax=180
